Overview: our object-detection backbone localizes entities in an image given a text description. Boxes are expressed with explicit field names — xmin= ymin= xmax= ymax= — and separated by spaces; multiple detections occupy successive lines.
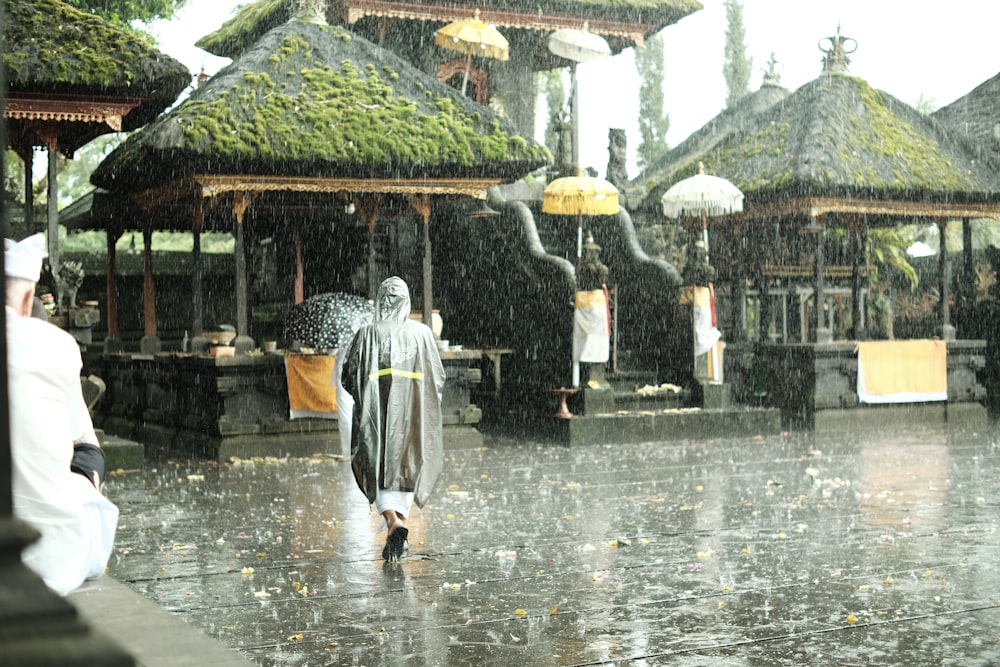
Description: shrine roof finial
xmin=819 ymin=23 xmax=857 ymax=75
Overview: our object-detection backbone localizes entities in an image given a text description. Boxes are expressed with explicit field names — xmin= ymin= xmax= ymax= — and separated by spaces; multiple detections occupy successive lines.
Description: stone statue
xmin=55 ymin=260 xmax=85 ymax=312
xmin=551 ymin=111 xmax=575 ymax=179
xmin=682 ymin=240 xmax=715 ymax=286
xmin=606 ymin=128 xmax=629 ymax=191
xmin=579 ymin=232 xmax=609 ymax=290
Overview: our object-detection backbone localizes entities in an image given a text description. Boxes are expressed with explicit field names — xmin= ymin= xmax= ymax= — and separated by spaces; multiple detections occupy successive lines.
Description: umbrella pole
xmin=576 ymin=213 xmax=583 ymax=287
xmin=570 ymin=61 xmax=579 ymax=167
xmin=461 ymin=54 xmax=471 ymax=96
xmin=701 ymin=205 xmax=709 ymax=260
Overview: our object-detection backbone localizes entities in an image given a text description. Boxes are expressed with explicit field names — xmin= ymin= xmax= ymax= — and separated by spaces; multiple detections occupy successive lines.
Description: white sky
xmin=150 ymin=1 xmax=1000 ymax=176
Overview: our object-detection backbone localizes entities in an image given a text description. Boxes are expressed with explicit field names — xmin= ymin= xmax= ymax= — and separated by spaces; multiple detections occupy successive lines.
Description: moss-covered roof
xmin=932 ymin=71 xmax=1000 ymax=172
xmin=195 ymin=0 xmax=701 ymax=60
xmin=91 ymin=20 xmax=550 ymax=192
xmin=633 ymin=74 xmax=1000 ymax=212
xmin=2 ymin=0 xmax=191 ymax=129
xmin=626 ymin=81 xmax=790 ymax=207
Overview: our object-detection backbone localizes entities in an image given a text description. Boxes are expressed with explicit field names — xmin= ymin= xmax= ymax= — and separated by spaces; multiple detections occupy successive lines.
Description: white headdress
xmin=4 ymin=233 xmax=47 ymax=282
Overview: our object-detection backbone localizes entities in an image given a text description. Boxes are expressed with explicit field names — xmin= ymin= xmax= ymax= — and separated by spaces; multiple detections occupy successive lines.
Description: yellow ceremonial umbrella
xmin=542 ymin=172 xmax=620 ymax=280
xmin=435 ymin=9 xmax=509 ymax=95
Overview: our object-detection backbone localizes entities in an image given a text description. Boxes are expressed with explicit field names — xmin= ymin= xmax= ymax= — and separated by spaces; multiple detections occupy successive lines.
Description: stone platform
xmin=484 ymin=405 xmax=782 ymax=446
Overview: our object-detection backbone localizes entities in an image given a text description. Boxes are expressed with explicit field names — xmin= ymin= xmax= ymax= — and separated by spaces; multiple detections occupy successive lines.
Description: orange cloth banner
xmin=856 ymin=340 xmax=947 ymax=404
xmin=285 ymin=355 xmax=338 ymax=419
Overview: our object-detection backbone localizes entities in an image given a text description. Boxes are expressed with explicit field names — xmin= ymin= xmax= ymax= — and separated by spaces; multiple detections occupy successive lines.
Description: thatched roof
xmin=626 ymin=80 xmax=790 ymax=209
xmin=932 ymin=71 xmax=1000 ymax=173
xmin=2 ymin=0 xmax=191 ymax=131
xmin=91 ymin=20 xmax=550 ymax=192
xmin=632 ymin=74 xmax=1000 ymax=214
xmin=195 ymin=0 xmax=702 ymax=61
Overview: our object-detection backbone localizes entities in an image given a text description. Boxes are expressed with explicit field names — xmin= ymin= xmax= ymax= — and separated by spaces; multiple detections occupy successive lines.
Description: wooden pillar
xmin=730 ymin=228 xmax=746 ymax=343
xmin=192 ymin=215 xmax=203 ymax=335
xmin=758 ymin=273 xmax=771 ymax=343
xmin=293 ymin=224 xmax=304 ymax=305
xmin=780 ymin=287 xmax=788 ymax=342
xmin=938 ymin=219 xmax=956 ymax=340
xmin=356 ymin=195 xmax=380 ymax=302
xmin=959 ymin=217 xmax=975 ymax=336
xmin=45 ymin=137 xmax=59 ymax=276
xmin=850 ymin=222 xmax=866 ymax=341
xmin=103 ymin=226 xmax=123 ymax=353
xmin=812 ymin=212 xmax=832 ymax=343
xmin=408 ymin=194 xmax=433 ymax=328
xmin=139 ymin=226 xmax=160 ymax=354
xmin=16 ymin=146 xmax=34 ymax=233
xmin=232 ymin=192 xmax=255 ymax=354
xmin=189 ymin=206 xmax=207 ymax=354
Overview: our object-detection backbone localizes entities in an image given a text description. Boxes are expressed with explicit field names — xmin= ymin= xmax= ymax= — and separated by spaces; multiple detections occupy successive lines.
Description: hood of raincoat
xmin=342 ymin=277 xmax=446 ymax=509
xmin=375 ymin=277 xmax=411 ymax=324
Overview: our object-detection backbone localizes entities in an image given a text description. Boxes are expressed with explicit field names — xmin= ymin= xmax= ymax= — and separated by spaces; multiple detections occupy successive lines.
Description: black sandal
xmin=382 ymin=526 xmax=408 ymax=562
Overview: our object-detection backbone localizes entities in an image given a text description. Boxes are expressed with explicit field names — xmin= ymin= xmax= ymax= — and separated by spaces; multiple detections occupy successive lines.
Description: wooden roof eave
xmin=341 ymin=1 xmax=651 ymax=46
xmin=4 ymin=92 xmax=144 ymax=154
xmin=129 ymin=174 xmax=502 ymax=223
xmin=717 ymin=196 xmax=1000 ymax=228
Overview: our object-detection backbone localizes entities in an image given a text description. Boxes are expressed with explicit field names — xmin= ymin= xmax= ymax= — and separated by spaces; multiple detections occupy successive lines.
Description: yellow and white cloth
xmin=573 ymin=288 xmax=611 ymax=363
xmin=856 ymin=340 xmax=947 ymax=404
xmin=682 ymin=286 xmax=721 ymax=357
xmin=286 ymin=354 xmax=339 ymax=419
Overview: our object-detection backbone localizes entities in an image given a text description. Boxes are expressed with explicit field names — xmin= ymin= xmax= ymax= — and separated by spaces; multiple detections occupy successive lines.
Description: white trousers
xmin=332 ymin=350 xmax=353 ymax=458
xmin=375 ymin=489 xmax=414 ymax=519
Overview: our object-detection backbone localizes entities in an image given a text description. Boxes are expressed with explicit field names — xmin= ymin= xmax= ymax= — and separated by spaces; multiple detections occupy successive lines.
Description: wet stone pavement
xmin=103 ymin=424 xmax=1000 ymax=666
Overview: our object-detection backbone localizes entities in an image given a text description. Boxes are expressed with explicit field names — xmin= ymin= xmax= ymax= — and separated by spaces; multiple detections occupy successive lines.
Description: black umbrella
xmin=285 ymin=293 xmax=373 ymax=350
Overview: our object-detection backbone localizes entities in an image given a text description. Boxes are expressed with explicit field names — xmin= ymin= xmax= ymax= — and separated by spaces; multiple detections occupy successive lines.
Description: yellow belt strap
xmin=369 ymin=368 xmax=425 ymax=380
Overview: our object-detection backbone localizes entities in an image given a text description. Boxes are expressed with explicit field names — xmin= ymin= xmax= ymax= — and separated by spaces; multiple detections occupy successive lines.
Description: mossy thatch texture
xmin=3 ymin=0 xmax=191 ymax=129
xmin=932 ymin=71 xmax=1000 ymax=173
xmin=195 ymin=0 xmax=702 ymax=59
xmin=634 ymin=74 xmax=1000 ymax=212
xmin=92 ymin=21 xmax=550 ymax=191
xmin=626 ymin=81 xmax=789 ymax=208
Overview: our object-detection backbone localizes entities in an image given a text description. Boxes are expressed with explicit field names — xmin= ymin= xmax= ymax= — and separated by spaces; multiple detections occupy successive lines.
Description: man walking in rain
xmin=342 ymin=277 xmax=445 ymax=561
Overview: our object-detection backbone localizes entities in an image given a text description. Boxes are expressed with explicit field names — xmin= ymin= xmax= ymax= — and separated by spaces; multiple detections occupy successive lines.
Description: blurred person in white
xmin=5 ymin=233 xmax=119 ymax=595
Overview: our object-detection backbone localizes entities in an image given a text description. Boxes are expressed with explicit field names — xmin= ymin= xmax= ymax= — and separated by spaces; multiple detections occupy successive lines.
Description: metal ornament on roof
xmin=435 ymin=9 xmax=510 ymax=95
xmin=819 ymin=24 xmax=857 ymax=75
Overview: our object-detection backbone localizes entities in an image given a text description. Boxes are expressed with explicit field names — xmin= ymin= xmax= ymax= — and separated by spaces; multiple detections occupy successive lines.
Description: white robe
xmin=7 ymin=306 xmax=119 ymax=595
xmin=573 ymin=289 xmax=610 ymax=363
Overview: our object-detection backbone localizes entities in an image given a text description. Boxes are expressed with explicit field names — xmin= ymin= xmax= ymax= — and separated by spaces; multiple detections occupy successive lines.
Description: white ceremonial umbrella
xmin=661 ymin=162 xmax=743 ymax=383
xmin=660 ymin=162 xmax=744 ymax=257
xmin=548 ymin=24 xmax=611 ymax=63
xmin=547 ymin=23 xmax=610 ymax=166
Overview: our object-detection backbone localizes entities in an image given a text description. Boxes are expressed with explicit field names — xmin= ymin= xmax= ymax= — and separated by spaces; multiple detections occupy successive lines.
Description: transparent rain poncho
xmin=342 ymin=277 xmax=446 ymax=508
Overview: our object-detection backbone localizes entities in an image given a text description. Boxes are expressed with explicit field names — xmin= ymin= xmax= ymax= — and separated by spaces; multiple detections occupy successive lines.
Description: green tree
xmin=56 ymin=134 xmax=124 ymax=208
xmin=911 ymin=93 xmax=939 ymax=114
xmin=635 ymin=33 xmax=670 ymax=171
xmin=62 ymin=0 xmax=188 ymax=25
xmin=723 ymin=0 xmax=752 ymax=108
